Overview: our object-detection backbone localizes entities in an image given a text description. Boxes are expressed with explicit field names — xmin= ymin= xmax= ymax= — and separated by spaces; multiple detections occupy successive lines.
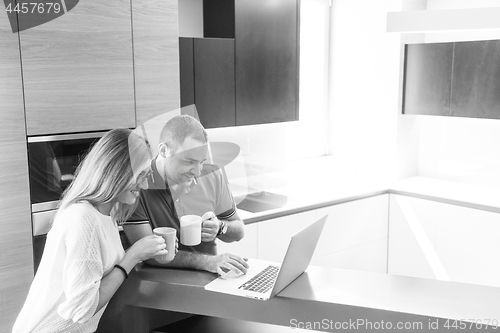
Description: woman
xmin=13 ymin=129 xmax=168 ymax=333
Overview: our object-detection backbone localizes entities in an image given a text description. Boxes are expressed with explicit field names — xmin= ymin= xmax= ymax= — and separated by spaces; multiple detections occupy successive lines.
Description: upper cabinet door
xmin=20 ymin=0 xmax=135 ymax=135
xmin=235 ymin=0 xmax=299 ymax=126
xmin=451 ymin=40 xmax=500 ymax=119
xmin=403 ymin=43 xmax=454 ymax=117
xmin=194 ymin=38 xmax=236 ymax=128
xmin=133 ymin=0 xmax=180 ymax=126
xmin=179 ymin=37 xmax=195 ymax=109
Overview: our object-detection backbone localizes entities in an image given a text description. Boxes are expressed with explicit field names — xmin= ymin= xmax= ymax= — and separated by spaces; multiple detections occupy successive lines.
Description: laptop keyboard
xmin=238 ymin=265 xmax=280 ymax=293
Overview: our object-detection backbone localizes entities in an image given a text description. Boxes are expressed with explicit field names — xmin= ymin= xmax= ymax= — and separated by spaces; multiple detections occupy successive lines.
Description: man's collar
xmin=150 ymin=157 xmax=166 ymax=189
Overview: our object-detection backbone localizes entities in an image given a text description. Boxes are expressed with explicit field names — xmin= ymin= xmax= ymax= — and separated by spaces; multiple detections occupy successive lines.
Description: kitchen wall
xmin=334 ymin=0 xmax=500 ymax=187
xmin=406 ymin=0 xmax=500 ymax=187
xmin=328 ymin=0 xmax=403 ymax=182
xmin=178 ymin=0 xmax=203 ymax=38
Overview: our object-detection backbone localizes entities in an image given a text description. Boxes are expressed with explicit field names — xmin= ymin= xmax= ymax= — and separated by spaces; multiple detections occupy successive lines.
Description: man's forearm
xmin=217 ymin=218 xmax=245 ymax=243
xmin=144 ymin=250 xmax=215 ymax=272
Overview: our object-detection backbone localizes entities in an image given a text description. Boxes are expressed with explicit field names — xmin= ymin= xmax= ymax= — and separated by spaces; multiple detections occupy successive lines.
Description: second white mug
xmin=180 ymin=215 xmax=202 ymax=246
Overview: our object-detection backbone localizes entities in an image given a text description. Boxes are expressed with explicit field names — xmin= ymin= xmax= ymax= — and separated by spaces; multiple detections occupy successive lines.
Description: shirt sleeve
xmin=57 ymin=208 xmax=103 ymax=324
xmin=214 ymin=168 xmax=237 ymax=219
xmin=127 ymin=193 xmax=150 ymax=223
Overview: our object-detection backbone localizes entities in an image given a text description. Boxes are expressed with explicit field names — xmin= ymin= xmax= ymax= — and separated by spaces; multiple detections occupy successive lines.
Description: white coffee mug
xmin=180 ymin=215 xmax=202 ymax=246
xmin=153 ymin=227 xmax=177 ymax=263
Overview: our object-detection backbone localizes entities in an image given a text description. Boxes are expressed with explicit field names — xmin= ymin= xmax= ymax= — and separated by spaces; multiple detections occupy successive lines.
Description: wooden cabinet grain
xmin=133 ymin=0 xmax=180 ymax=126
xmin=19 ymin=0 xmax=136 ymax=135
xmin=0 ymin=13 xmax=33 ymax=332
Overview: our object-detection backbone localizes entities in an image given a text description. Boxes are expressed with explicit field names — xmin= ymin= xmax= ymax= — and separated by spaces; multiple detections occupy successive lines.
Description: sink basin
xmin=235 ymin=191 xmax=288 ymax=213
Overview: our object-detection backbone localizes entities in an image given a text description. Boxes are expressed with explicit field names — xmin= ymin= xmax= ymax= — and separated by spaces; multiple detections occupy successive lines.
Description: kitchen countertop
xmin=233 ymin=156 xmax=500 ymax=223
xmin=233 ymin=156 xmax=390 ymax=224
xmin=390 ymin=176 xmax=500 ymax=214
xmin=98 ymin=262 xmax=500 ymax=332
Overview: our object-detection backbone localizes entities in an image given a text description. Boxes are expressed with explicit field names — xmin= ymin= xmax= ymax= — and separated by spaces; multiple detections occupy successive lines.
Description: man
xmin=124 ymin=115 xmax=249 ymax=276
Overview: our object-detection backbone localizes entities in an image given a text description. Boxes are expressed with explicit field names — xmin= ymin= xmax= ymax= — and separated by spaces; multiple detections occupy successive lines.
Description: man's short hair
xmin=159 ymin=115 xmax=208 ymax=153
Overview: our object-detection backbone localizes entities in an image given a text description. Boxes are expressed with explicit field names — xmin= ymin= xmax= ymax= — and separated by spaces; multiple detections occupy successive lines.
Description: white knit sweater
xmin=13 ymin=202 xmax=125 ymax=333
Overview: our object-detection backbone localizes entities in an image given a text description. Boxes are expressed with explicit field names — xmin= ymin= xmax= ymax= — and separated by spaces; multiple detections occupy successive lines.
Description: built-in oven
xmin=28 ymin=132 xmax=106 ymax=271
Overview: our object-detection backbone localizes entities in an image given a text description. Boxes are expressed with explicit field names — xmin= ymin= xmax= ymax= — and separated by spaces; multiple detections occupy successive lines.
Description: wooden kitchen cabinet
xmin=0 ymin=13 xmax=34 ymax=332
xmin=19 ymin=0 xmax=136 ymax=135
xmin=234 ymin=0 xmax=299 ymax=126
xmin=133 ymin=0 xmax=180 ymax=126
xmin=193 ymin=38 xmax=236 ymax=128
xmin=180 ymin=37 xmax=236 ymax=129
xmin=179 ymin=0 xmax=299 ymax=129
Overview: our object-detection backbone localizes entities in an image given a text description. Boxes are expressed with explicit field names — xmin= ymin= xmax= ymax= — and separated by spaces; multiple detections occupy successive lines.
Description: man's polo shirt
xmin=127 ymin=158 xmax=236 ymax=255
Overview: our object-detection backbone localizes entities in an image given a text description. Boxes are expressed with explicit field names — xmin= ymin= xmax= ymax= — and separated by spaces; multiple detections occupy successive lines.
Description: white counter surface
xmin=390 ymin=176 xmax=500 ymax=214
xmin=234 ymin=156 xmax=500 ymax=223
xmin=234 ymin=156 xmax=389 ymax=223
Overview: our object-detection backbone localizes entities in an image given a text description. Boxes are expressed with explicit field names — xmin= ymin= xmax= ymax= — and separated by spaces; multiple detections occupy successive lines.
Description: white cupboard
xmin=388 ymin=194 xmax=500 ymax=287
xmin=220 ymin=191 xmax=500 ymax=289
xmin=312 ymin=194 xmax=388 ymax=273
xmin=224 ymin=194 xmax=389 ymax=274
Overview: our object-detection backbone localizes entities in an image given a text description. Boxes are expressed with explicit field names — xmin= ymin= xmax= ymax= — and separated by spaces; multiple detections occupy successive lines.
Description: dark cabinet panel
xmin=451 ymin=40 xmax=500 ymax=119
xmin=194 ymin=38 xmax=236 ymax=128
xmin=203 ymin=0 xmax=235 ymax=38
xmin=179 ymin=0 xmax=299 ymax=128
xmin=235 ymin=0 xmax=299 ymax=126
xmin=403 ymin=43 xmax=453 ymax=116
xmin=180 ymin=37 xmax=195 ymax=108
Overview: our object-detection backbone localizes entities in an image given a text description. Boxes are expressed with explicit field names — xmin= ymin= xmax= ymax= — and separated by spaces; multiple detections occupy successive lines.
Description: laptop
xmin=204 ymin=214 xmax=328 ymax=300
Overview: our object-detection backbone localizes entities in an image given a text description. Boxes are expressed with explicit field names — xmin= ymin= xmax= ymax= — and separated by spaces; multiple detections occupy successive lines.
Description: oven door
xmin=28 ymin=132 xmax=106 ymax=272
xmin=28 ymin=132 xmax=106 ymax=212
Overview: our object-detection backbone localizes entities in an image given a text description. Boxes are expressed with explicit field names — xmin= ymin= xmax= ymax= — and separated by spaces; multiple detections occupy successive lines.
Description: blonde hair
xmin=57 ymin=128 xmax=151 ymax=224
